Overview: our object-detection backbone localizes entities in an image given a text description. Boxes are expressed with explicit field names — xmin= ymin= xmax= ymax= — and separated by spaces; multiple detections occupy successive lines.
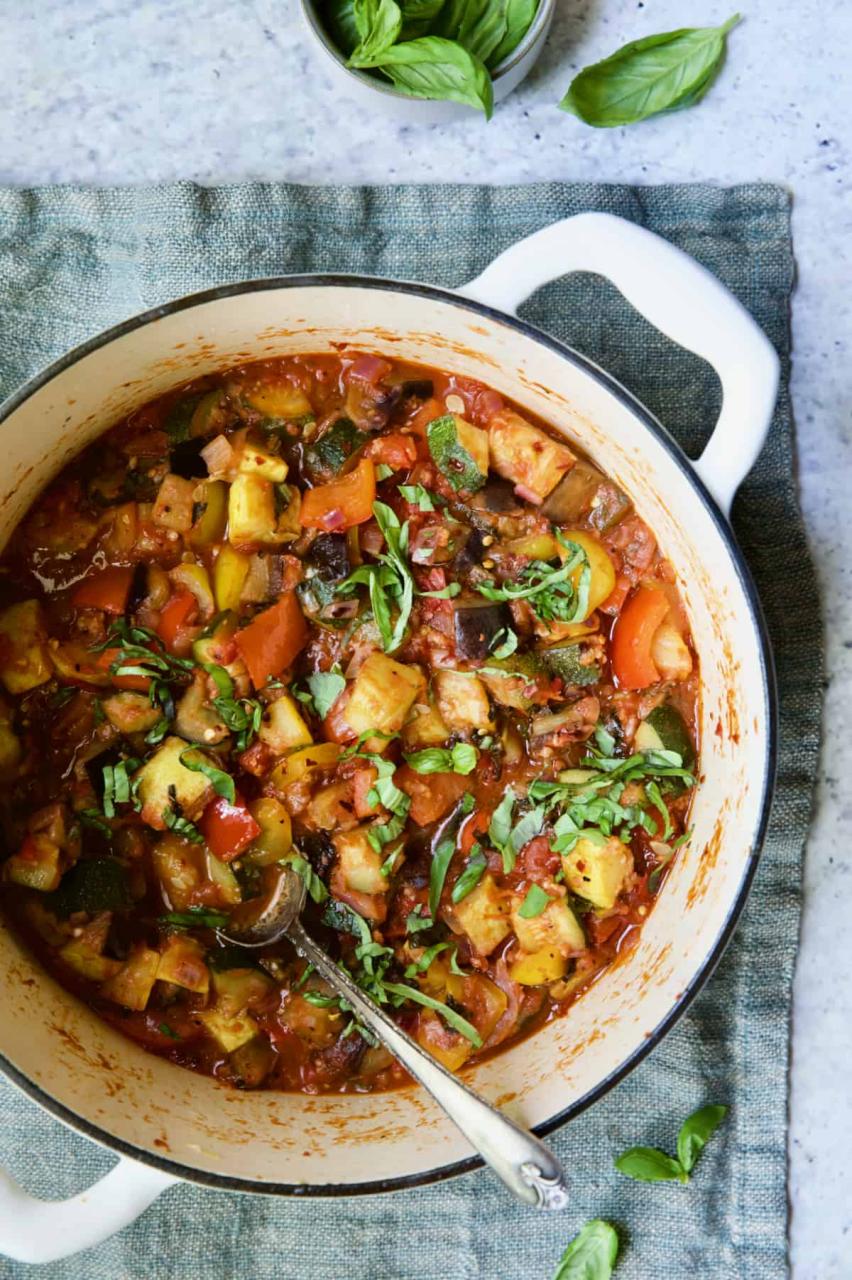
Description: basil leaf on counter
xmin=552 ymin=1219 xmax=619 ymax=1280
xmin=559 ymin=15 xmax=741 ymax=128
xmin=614 ymin=1146 xmax=687 ymax=1184
xmin=349 ymin=0 xmax=402 ymax=63
xmin=363 ymin=37 xmax=494 ymax=118
xmin=676 ymin=1103 xmax=728 ymax=1174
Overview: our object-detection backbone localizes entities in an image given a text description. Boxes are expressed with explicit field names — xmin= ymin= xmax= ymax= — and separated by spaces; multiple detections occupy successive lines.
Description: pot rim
xmin=0 ymin=273 xmax=778 ymax=1197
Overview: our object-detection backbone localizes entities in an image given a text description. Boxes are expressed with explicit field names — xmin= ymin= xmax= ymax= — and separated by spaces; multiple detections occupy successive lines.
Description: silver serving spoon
xmin=218 ymin=863 xmax=569 ymax=1210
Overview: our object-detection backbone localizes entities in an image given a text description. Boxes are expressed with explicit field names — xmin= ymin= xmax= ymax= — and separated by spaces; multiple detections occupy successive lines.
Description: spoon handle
xmin=288 ymin=919 xmax=569 ymax=1211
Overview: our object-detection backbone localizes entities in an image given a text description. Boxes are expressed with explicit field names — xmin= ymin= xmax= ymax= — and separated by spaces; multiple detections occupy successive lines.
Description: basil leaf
xmin=406 ymin=906 xmax=434 ymax=934
xmin=489 ymin=0 xmax=538 ymax=67
xmin=322 ymin=0 xmax=362 ymax=55
xmin=676 ymin=1103 xmax=728 ymax=1174
xmin=404 ymin=940 xmax=450 ymax=977
xmin=420 ymin=581 xmax=461 ymax=599
xmin=488 ymin=789 xmax=515 ymax=869
xmin=489 ymin=626 xmax=518 ymax=659
xmin=455 ymin=0 xmax=507 ymax=67
xmin=429 ymin=836 xmax=457 ymax=919
xmin=202 ymin=663 xmax=234 ymax=699
xmin=162 ymin=807 xmax=205 ymax=844
xmin=451 ymin=849 xmax=487 ymax=903
xmin=517 ymin=883 xmax=552 ymax=918
xmin=404 ymin=742 xmax=477 ymax=775
xmin=553 ymin=1219 xmax=619 ymax=1280
xmin=398 ymin=483 xmax=435 ymax=511
xmin=376 ymin=36 xmax=492 ymax=115
xmin=306 ymin=670 xmax=346 ymax=719
xmin=289 ymin=854 xmax=330 ymax=905
xmin=160 ymin=907 xmax=229 ymax=929
xmin=382 ymin=980 xmax=482 ymax=1046
xmin=426 ymin=414 xmax=487 ymax=491
xmin=559 ymin=15 xmax=741 ymax=128
xmin=349 ymin=0 xmax=402 ymax=64
xmin=614 ymin=1145 xmax=687 ymax=1184
xmin=179 ymin=749 xmax=235 ymax=805
xmin=400 ymin=0 xmax=446 ymax=39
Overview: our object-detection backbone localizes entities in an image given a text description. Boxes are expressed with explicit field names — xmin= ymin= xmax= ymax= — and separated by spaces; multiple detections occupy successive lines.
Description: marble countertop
xmin=1 ymin=1 xmax=850 ymax=1274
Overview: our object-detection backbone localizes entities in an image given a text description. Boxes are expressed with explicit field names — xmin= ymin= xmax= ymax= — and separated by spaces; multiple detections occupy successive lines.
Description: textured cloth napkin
xmin=0 ymin=182 xmax=815 ymax=1279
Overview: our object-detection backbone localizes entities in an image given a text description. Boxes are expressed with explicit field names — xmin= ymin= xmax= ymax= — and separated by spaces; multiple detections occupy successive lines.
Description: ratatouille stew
xmin=0 ymin=354 xmax=697 ymax=1093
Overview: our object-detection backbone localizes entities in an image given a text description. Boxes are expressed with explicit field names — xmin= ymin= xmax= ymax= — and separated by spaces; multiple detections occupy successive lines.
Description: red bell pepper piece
xmin=234 ymin=591 xmax=308 ymax=689
xmin=200 ymin=794 xmax=261 ymax=862
xmin=299 ymin=458 xmax=376 ymax=532
xmin=156 ymin=591 xmax=198 ymax=653
xmin=610 ymin=583 xmax=670 ymax=690
xmin=365 ymin=432 xmax=418 ymax=471
xmin=72 ymin=566 xmax=134 ymax=615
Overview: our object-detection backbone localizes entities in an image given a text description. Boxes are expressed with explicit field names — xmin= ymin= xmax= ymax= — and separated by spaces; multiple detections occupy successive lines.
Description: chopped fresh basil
xmin=179 ymin=749 xmax=235 ymax=805
xmin=399 ymin=483 xmax=435 ymax=511
xmin=517 ymin=883 xmax=552 ymax=918
xmin=429 ymin=836 xmax=457 ymax=919
xmin=477 ymin=533 xmax=590 ymax=624
xmin=289 ymin=854 xmax=329 ymax=904
xmin=306 ymin=669 xmax=347 ymax=719
xmin=339 ymin=500 xmax=414 ymax=652
xmin=160 ymin=907 xmax=230 ymax=929
xmin=451 ymin=850 xmax=487 ymax=903
xmin=489 ymin=626 xmax=518 ymax=659
xmin=404 ymin=742 xmax=477 ymax=776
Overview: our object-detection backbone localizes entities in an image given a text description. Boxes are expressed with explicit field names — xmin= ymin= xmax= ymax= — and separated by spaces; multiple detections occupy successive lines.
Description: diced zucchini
xmin=401 ymin=699 xmax=450 ymax=749
xmin=205 ymin=850 xmax=242 ymax=904
xmin=152 ymin=835 xmax=205 ymax=910
xmin=228 ymin=474 xmax=279 ymax=547
xmin=452 ymin=873 xmax=511 ymax=956
xmin=192 ymin=611 xmax=238 ymax=667
xmin=650 ymin=620 xmax=693 ymax=682
xmin=174 ymin=672 xmax=230 ymax=745
xmin=426 ymin=415 xmax=486 ymax=493
xmin=635 ymin=704 xmax=694 ymax=766
xmin=0 ymin=600 xmax=52 ymax=694
xmin=135 ymin=736 xmax=216 ymax=829
xmin=48 ymin=639 xmax=110 ymax=687
xmin=50 ymin=858 xmax=131 ymax=915
xmin=304 ymin=418 xmax=367 ymax=482
xmin=243 ymin=382 xmax=312 ymax=421
xmin=307 ymin=780 xmax=360 ymax=832
xmin=258 ymin=693 xmax=312 ymax=755
xmin=269 ymin=742 xmax=340 ymax=789
xmin=509 ymin=948 xmax=568 ymax=986
xmin=213 ymin=548 xmax=251 ymax=612
xmin=100 ymin=946 xmax=160 ymax=1010
xmin=156 ymin=934 xmax=210 ymax=994
xmin=537 ymin=643 xmax=600 ymax=687
xmin=151 ymin=474 xmax=196 ymax=532
xmin=274 ymin=484 xmax=302 ymax=542
xmin=237 ymin=442 xmax=288 ymax=483
xmin=246 ymin=796 xmax=292 ymax=864
xmin=433 ymin=669 xmax=493 ymax=733
xmin=3 ymin=834 xmax=62 ymax=892
xmin=333 ymin=826 xmax=388 ymax=895
xmin=561 ymin=835 xmax=633 ymax=910
xmin=511 ymin=896 xmax=586 ymax=955
xmin=102 ymin=691 xmax=162 ymax=736
xmin=488 ymin=409 xmax=576 ymax=503
xmin=59 ymin=938 xmax=122 ymax=983
xmin=343 ymin=653 xmax=424 ymax=741
xmin=453 ymin=416 xmax=489 ymax=476
xmin=169 ymin=563 xmax=215 ymax=618
xmin=212 ymin=966 xmax=274 ymax=1016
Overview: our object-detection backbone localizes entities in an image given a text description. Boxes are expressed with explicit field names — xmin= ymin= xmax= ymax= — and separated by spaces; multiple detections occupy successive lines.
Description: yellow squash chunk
xmin=433 ymin=669 xmax=493 ymax=733
xmin=488 ymin=408 xmax=575 ymax=503
xmin=102 ymin=691 xmax=161 ymax=736
xmin=197 ymin=1007 xmax=259 ymax=1053
xmin=237 ymin=442 xmax=288 ymax=483
xmin=563 ymin=530 xmax=616 ymax=621
xmin=561 ymin=835 xmax=633 ymax=910
xmin=48 ymin=639 xmax=111 ymax=687
xmin=269 ymin=742 xmax=340 ymax=789
xmin=511 ymin=897 xmax=586 ymax=955
xmin=452 ymin=874 xmax=511 ymax=956
xmin=307 ymin=780 xmax=360 ymax=832
xmin=246 ymin=796 xmax=292 ymax=864
xmin=258 ymin=693 xmax=312 ymax=755
xmin=101 ymin=946 xmax=160 ymax=1011
xmin=204 ymin=850 xmax=241 ymax=904
xmin=0 ymin=600 xmax=52 ymax=694
xmin=416 ymin=1009 xmax=472 ymax=1072
xmin=213 ymin=546 xmax=251 ymax=611
xmin=135 ymin=736 xmax=216 ymax=830
xmin=509 ymin=947 xmax=568 ymax=986
xmin=452 ymin=415 xmax=489 ymax=476
xmin=242 ymin=382 xmax=312 ymax=420
xmin=401 ymin=699 xmax=450 ymax=749
xmin=157 ymin=934 xmax=210 ymax=994
xmin=59 ymin=939 xmax=122 ymax=983
xmin=274 ymin=485 xmax=302 ymax=542
xmin=0 ymin=698 xmax=21 ymax=777
xmin=212 ymin=966 xmax=274 ymax=1016
xmin=333 ymin=826 xmax=388 ymax=895
xmin=152 ymin=835 xmax=204 ymax=910
xmin=3 ymin=834 xmax=62 ymax=892
xmin=343 ymin=653 xmax=424 ymax=742
xmin=169 ymin=563 xmax=215 ymax=618
xmin=228 ymin=473 xmax=279 ymax=547
xmin=188 ymin=478 xmax=228 ymax=549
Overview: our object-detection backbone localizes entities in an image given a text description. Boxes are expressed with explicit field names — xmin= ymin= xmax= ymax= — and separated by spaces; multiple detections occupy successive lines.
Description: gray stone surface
xmin=1 ymin=1 xmax=850 ymax=1274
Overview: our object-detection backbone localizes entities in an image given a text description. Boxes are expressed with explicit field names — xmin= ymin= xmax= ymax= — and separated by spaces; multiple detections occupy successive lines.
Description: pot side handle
xmin=0 ymin=1157 xmax=175 ymax=1264
xmin=458 ymin=212 xmax=780 ymax=517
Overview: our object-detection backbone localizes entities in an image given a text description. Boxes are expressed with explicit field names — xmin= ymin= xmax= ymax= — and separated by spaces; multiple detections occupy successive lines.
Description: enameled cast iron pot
xmin=0 ymin=215 xmax=779 ymax=1263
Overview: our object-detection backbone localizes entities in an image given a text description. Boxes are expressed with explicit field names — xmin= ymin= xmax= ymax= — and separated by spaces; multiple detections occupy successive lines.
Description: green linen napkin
xmin=0 ymin=182 xmax=815 ymax=1279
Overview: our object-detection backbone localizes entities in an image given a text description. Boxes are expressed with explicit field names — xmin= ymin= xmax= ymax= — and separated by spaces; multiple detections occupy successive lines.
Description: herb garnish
xmin=179 ymin=748 xmax=236 ymax=805
xmin=404 ymin=742 xmax=477 ymax=776
xmin=451 ymin=847 xmax=487 ymax=903
xmin=477 ymin=532 xmax=590 ymax=623
xmin=339 ymin=501 xmax=415 ymax=652
xmin=101 ymin=758 xmax=142 ymax=818
xmin=517 ymin=884 xmax=552 ymax=919
xmin=160 ymin=907 xmax=230 ymax=929
xmin=615 ymin=1104 xmax=728 ymax=1184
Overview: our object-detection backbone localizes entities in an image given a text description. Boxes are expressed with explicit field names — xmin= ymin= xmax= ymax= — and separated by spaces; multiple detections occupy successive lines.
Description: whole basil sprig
xmin=560 ymin=16 xmax=741 ymax=127
xmin=615 ymin=1104 xmax=728 ymax=1184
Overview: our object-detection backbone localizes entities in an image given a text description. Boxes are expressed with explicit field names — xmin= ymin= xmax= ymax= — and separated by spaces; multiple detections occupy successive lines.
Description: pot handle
xmin=0 ymin=1156 xmax=175 ymax=1264
xmin=458 ymin=212 xmax=780 ymax=517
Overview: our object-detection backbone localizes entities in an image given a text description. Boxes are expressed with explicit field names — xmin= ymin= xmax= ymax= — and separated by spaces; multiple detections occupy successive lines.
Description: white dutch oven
xmin=0 ymin=214 xmax=778 ymax=1263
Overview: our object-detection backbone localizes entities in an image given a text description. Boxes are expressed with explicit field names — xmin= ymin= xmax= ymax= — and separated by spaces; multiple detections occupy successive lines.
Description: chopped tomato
xmin=156 ymin=591 xmax=197 ymax=654
xmin=351 ymin=765 xmax=379 ymax=819
xmin=610 ymin=583 xmax=670 ymax=690
xmin=365 ymin=432 xmax=418 ymax=471
xmin=299 ymin=458 xmax=376 ymax=532
xmin=199 ymin=794 xmax=261 ymax=862
xmin=599 ymin=573 xmax=632 ymax=616
xmin=235 ymin=592 xmax=308 ymax=689
xmin=396 ymin=766 xmax=468 ymax=827
xmin=72 ymin=566 xmax=134 ymax=615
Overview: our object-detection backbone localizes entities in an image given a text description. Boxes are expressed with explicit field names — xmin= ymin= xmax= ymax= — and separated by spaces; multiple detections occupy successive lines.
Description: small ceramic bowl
xmin=299 ymin=0 xmax=556 ymax=123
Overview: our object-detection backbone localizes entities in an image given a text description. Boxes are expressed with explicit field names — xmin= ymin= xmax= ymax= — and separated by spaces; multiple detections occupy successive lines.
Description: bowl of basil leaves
xmin=301 ymin=0 xmax=555 ymax=121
